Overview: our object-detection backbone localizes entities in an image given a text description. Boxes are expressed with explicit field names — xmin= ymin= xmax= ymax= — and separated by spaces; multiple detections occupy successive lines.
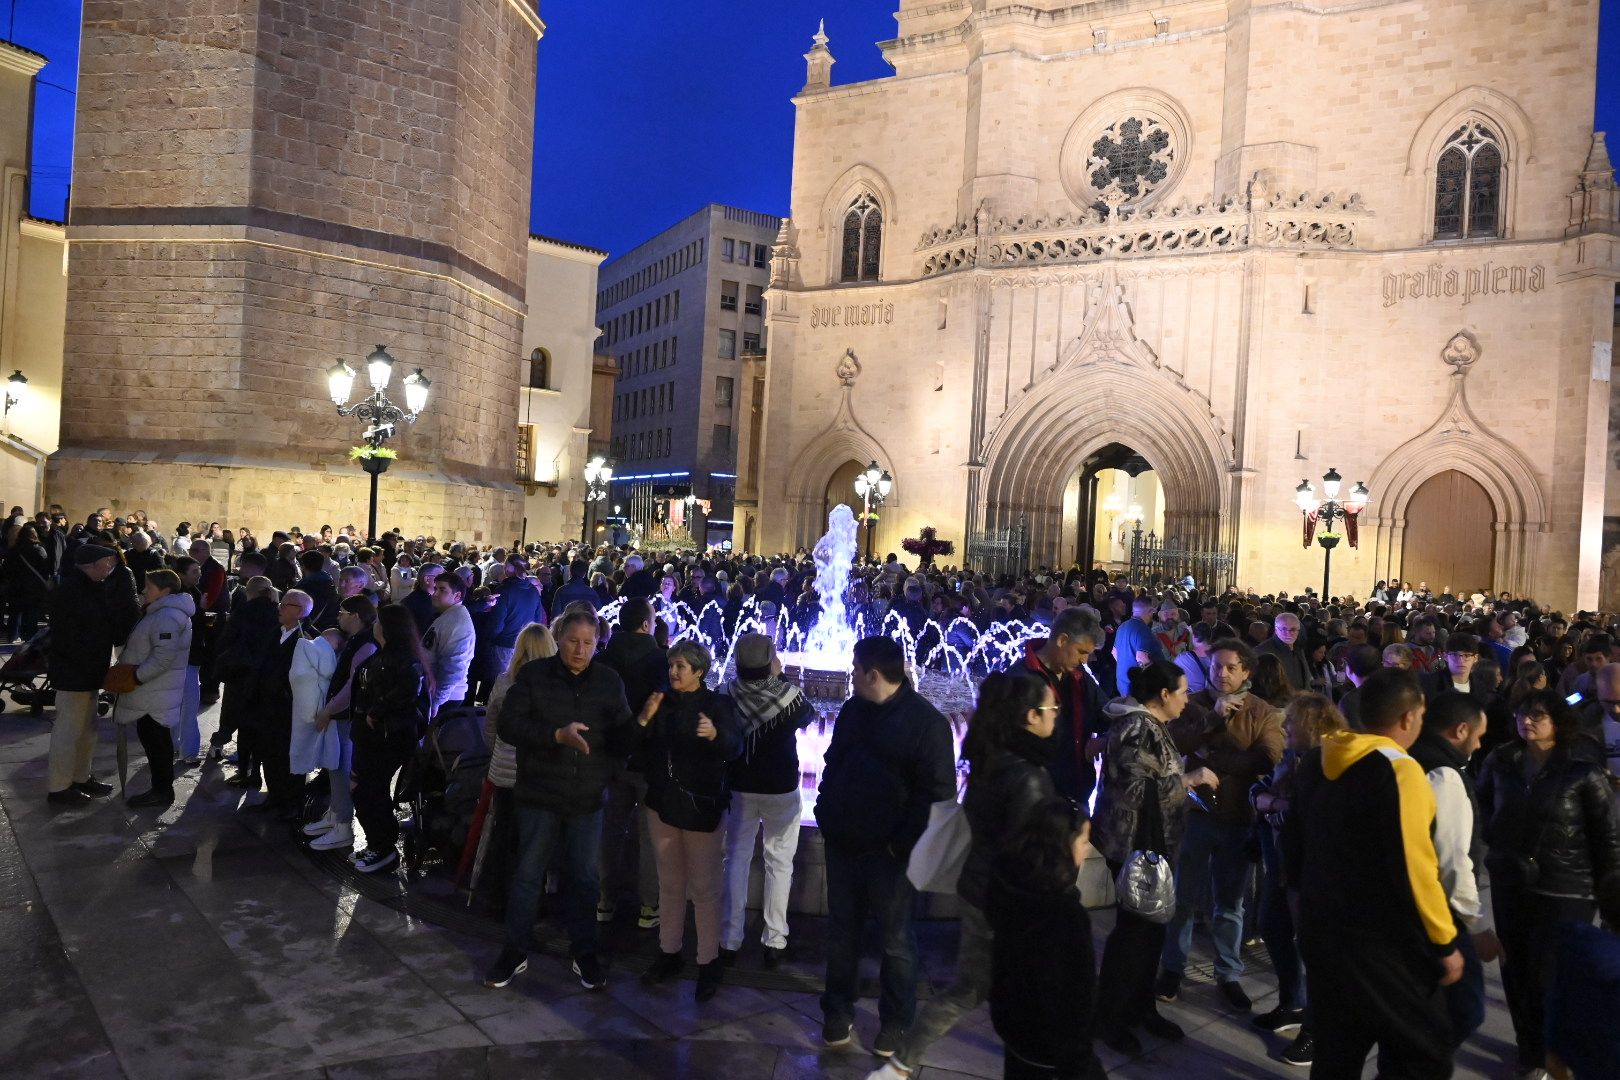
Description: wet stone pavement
xmin=0 ymin=697 xmax=1524 ymax=1079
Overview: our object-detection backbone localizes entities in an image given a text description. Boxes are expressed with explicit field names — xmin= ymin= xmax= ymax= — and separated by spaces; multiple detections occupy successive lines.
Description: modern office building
xmin=595 ymin=204 xmax=780 ymax=547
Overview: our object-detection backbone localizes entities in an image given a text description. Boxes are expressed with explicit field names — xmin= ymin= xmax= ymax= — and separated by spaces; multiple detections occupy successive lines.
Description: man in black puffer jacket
xmin=487 ymin=609 xmax=635 ymax=994
xmin=815 ymin=636 xmax=956 ymax=1056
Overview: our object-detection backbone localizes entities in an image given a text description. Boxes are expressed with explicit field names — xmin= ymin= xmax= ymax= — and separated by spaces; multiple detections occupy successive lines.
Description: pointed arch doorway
xmin=1400 ymin=470 xmax=1496 ymax=595
xmin=1061 ymin=445 xmax=1165 ymax=575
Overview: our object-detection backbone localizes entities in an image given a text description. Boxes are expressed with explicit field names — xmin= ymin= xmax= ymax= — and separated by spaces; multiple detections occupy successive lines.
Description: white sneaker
xmin=865 ymin=1062 xmax=911 ymax=1080
xmin=302 ymin=811 xmax=336 ymax=837
xmin=309 ymin=823 xmax=353 ymax=851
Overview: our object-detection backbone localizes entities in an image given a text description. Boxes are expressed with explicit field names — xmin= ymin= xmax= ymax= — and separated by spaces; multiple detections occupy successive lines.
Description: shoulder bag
xmin=1114 ymin=779 xmax=1176 ymax=923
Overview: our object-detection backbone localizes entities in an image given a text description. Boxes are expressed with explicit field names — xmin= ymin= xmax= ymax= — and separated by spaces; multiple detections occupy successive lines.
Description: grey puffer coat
xmin=1091 ymin=698 xmax=1187 ymax=865
xmin=112 ymin=591 xmax=196 ymax=729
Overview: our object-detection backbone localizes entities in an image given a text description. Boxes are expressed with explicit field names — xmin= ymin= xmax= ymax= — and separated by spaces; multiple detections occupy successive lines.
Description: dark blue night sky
xmin=10 ymin=0 xmax=1620 ymax=257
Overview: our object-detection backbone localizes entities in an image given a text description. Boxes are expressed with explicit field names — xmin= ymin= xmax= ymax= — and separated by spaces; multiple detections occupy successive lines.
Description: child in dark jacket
xmin=988 ymin=798 xmax=1106 ymax=1080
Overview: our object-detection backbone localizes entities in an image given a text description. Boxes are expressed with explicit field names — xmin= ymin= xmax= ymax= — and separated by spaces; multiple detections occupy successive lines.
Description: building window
xmin=712 ymin=424 xmax=732 ymax=452
xmin=742 ymin=331 xmax=761 ymax=353
xmin=720 ymin=280 xmax=739 ymax=311
xmin=715 ymin=376 xmax=734 ymax=407
xmin=722 ymin=238 xmax=735 ymax=262
xmin=1434 ymin=121 xmax=1504 ymax=240
xmin=840 ymin=193 xmax=883 ymax=282
xmin=744 ymin=285 xmax=763 ymax=316
xmin=717 ymin=328 xmax=736 ymax=359
xmin=665 ymin=427 xmax=672 ymax=457
xmin=738 ymin=242 xmax=752 ymax=266
xmin=754 ymin=243 xmax=769 ymax=269
xmin=528 ymin=348 xmax=550 ymax=389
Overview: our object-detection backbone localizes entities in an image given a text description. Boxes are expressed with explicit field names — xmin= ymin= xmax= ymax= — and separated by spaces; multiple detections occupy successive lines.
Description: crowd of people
xmin=14 ymin=501 xmax=1620 ymax=1079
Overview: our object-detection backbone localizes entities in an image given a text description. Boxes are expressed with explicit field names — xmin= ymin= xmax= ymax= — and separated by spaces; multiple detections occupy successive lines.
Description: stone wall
xmin=54 ymin=0 xmax=541 ymax=541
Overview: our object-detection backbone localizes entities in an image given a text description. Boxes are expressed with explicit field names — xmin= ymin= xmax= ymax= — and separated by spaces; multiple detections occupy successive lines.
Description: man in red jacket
xmin=1023 ymin=607 xmax=1106 ymax=804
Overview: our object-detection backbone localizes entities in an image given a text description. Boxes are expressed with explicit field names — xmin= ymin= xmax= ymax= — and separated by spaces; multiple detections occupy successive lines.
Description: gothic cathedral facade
xmin=740 ymin=0 xmax=1620 ymax=611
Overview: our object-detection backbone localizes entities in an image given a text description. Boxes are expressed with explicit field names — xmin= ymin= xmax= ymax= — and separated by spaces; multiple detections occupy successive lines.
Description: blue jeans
xmin=506 ymin=802 xmax=604 ymax=959
xmin=328 ymin=720 xmax=354 ymax=825
xmin=1257 ymin=826 xmax=1304 ymax=1010
xmin=1161 ymin=812 xmax=1251 ymax=983
xmin=1444 ymin=921 xmax=1485 ymax=1047
xmin=821 ymin=844 xmax=918 ymax=1031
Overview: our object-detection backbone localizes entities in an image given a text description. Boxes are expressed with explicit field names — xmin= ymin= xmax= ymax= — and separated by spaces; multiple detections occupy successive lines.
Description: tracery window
xmin=1087 ymin=116 xmax=1173 ymax=203
xmin=1433 ymin=122 xmax=1503 ymax=240
xmin=840 ymin=193 xmax=882 ymax=282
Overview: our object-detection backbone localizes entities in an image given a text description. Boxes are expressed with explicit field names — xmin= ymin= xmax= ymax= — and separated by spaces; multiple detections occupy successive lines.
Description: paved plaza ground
xmin=0 ymin=697 xmax=1525 ymax=1080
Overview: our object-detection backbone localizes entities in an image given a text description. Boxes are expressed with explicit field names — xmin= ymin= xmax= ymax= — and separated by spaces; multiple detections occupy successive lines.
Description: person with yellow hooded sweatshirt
xmin=1283 ymin=667 xmax=1463 ymax=1079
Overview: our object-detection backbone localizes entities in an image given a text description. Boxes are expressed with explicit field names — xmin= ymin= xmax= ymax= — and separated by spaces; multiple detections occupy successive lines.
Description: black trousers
xmin=259 ymin=714 xmax=303 ymax=808
xmin=135 ymin=715 xmax=174 ymax=794
xmin=352 ymin=725 xmax=412 ymax=851
xmin=1095 ymin=858 xmax=1168 ymax=1034
xmin=1492 ymin=883 xmax=1596 ymax=1071
xmin=1300 ymin=931 xmax=1453 ymax=1080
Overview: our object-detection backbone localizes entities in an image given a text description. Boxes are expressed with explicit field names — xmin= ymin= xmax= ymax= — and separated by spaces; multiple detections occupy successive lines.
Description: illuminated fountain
xmin=777 ymin=503 xmax=860 ymax=700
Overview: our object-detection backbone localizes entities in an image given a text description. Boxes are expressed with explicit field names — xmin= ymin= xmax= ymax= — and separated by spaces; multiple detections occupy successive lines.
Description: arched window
xmin=528 ymin=347 xmax=550 ymax=389
xmin=1433 ymin=122 xmax=1503 ymax=240
xmin=840 ymin=193 xmax=882 ymax=282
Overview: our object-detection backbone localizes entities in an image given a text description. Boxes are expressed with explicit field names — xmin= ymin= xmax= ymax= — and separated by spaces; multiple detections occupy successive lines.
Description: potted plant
xmin=350 ymin=445 xmax=398 ymax=476
xmin=1316 ymin=530 xmax=1342 ymax=551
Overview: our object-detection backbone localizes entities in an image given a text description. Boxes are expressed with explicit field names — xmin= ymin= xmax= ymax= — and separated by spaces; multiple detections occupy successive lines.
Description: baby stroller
xmin=397 ymin=702 xmax=489 ymax=880
xmin=0 ymin=626 xmax=105 ymax=717
xmin=0 ymin=625 xmax=52 ymax=714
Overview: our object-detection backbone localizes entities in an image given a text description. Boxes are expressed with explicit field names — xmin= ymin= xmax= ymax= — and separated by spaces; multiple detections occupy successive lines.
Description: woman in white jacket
xmin=116 ymin=569 xmax=196 ymax=809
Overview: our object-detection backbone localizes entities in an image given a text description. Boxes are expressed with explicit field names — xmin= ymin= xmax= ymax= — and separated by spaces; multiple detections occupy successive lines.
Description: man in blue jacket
xmin=815 ymin=636 xmax=957 ymax=1057
xmin=550 ymin=559 xmax=598 ymax=618
xmin=1111 ymin=595 xmax=1165 ymax=697
xmin=491 ymin=555 xmax=543 ymax=674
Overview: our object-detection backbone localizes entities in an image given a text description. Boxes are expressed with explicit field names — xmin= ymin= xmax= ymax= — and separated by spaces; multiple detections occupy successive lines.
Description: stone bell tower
xmin=50 ymin=0 xmax=545 ymax=540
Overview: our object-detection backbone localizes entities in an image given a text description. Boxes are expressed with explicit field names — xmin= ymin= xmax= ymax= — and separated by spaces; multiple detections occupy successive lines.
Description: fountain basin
xmin=776 ymin=650 xmax=851 ymax=702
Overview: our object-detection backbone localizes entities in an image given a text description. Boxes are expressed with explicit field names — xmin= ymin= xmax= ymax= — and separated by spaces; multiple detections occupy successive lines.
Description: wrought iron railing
xmin=967 ymin=521 xmax=1030 ymax=577
xmin=1127 ymin=530 xmax=1237 ymax=591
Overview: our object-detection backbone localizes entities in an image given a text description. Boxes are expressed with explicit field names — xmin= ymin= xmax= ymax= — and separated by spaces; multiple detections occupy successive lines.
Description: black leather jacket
xmin=957 ymin=731 xmax=1057 ymax=910
xmin=1476 ymin=741 xmax=1620 ymax=899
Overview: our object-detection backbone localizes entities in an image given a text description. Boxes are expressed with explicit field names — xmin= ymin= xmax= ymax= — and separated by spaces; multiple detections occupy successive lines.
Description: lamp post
xmin=1295 ymin=468 xmax=1369 ymax=600
xmin=851 ymin=459 xmax=892 ymax=563
xmin=582 ymin=455 xmax=613 ymax=544
xmin=327 ymin=345 xmax=430 ymax=545
xmin=4 ymin=369 xmax=26 ymax=418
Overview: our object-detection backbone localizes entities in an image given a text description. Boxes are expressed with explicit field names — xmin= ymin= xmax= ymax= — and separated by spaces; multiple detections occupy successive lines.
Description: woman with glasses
xmin=873 ymin=668 xmax=1073 ymax=1080
xmin=1476 ymin=689 xmax=1620 ymax=1078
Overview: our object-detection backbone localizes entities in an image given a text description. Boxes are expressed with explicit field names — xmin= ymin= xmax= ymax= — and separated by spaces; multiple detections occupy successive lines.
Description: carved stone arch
xmin=980 ymin=362 xmax=1232 ymax=568
xmin=820 ymin=163 xmax=899 ymax=284
xmin=1366 ymin=369 xmax=1547 ymax=595
xmin=1405 ymin=86 xmax=1534 ymax=242
xmin=783 ymin=355 xmax=899 ymax=548
xmin=1058 ymin=87 xmax=1196 ymax=213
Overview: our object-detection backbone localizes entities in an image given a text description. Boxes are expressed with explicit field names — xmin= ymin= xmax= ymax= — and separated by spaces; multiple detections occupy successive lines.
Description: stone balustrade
xmin=916 ymin=190 xmax=1371 ymax=276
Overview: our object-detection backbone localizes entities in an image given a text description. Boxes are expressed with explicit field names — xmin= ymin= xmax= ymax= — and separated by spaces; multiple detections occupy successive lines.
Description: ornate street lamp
xmin=852 ymin=459 xmax=892 ymax=562
xmin=327 ymin=345 xmax=430 ymax=544
xmin=1295 ymin=468 xmax=1369 ymax=600
xmin=582 ymin=454 xmax=613 ymax=544
xmin=4 ymin=369 xmax=27 ymax=417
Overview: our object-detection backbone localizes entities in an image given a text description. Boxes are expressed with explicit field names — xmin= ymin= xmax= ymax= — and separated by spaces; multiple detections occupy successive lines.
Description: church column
xmin=1576 ymin=283 xmax=1614 ymax=610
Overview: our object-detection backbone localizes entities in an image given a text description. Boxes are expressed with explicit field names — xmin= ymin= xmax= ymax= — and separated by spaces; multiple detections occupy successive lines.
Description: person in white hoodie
xmin=115 ymin=569 xmax=196 ymax=809
xmin=423 ymin=570 xmax=475 ymax=717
